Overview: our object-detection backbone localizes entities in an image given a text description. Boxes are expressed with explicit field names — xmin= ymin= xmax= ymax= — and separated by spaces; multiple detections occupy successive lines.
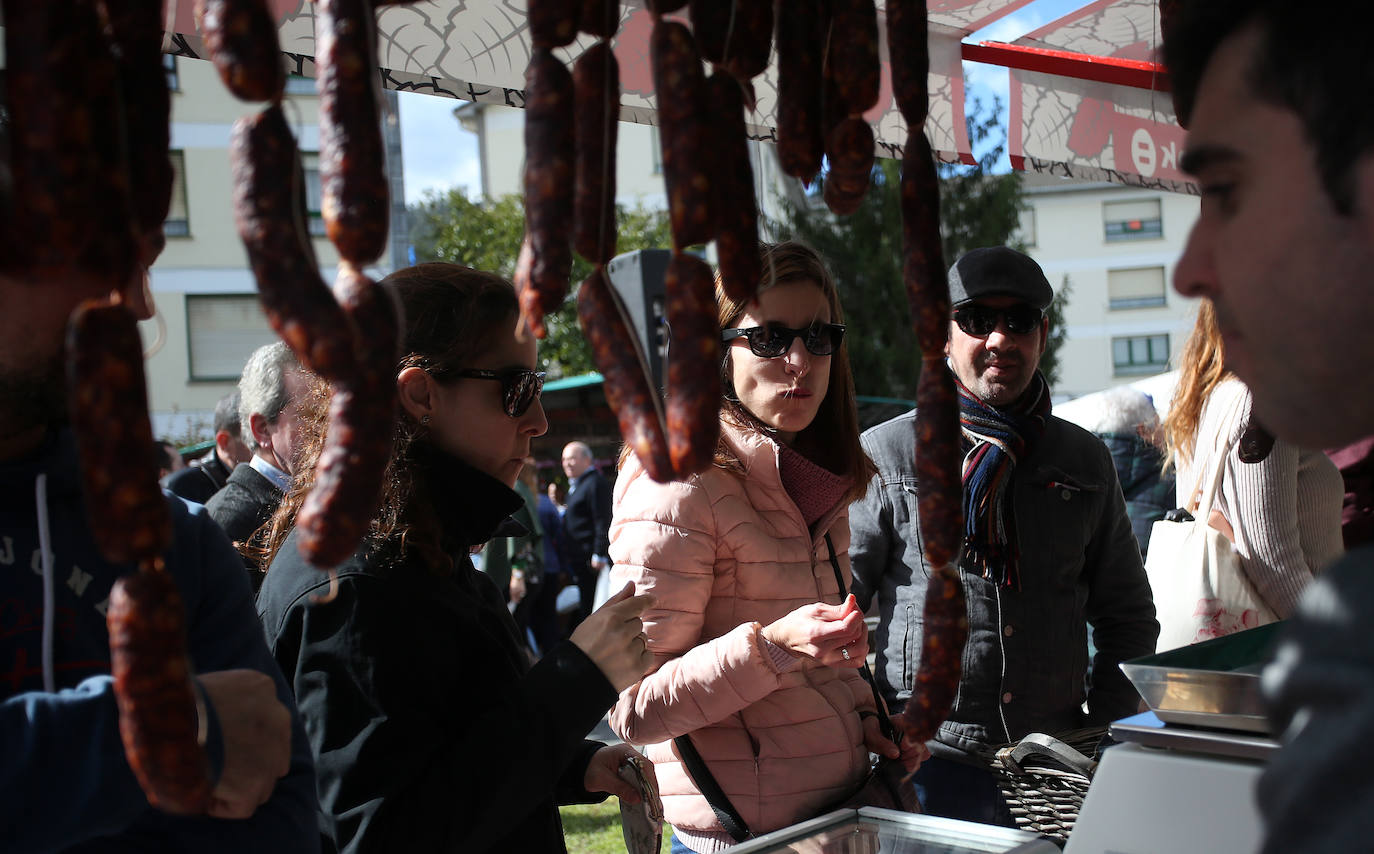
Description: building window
xmin=1103 ymin=198 xmax=1162 ymax=242
xmin=285 ymin=74 xmax=317 ymax=95
xmin=1112 ymin=334 xmax=1170 ymax=376
xmin=163 ymin=54 xmax=179 ymax=91
xmin=164 ymin=150 xmax=190 ymax=237
xmin=300 ymin=151 xmax=327 ymax=237
xmin=185 ymin=294 xmax=277 ymax=382
xmin=1017 ymin=206 xmax=1037 ymax=248
xmin=1107 ymin=266 xmax=1166 ymax=310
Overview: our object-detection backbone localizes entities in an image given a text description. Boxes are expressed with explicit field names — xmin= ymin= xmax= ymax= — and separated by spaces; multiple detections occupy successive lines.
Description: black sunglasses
xmin=953 ymin=303 xmax=1044 ymax=337
xmin=721 ymin=322 xmax=846 ymax=358
xmin=451 ymin=368 xmax=546 ymax=417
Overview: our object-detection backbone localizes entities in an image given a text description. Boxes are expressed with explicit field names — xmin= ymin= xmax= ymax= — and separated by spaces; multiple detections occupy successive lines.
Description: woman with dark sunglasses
xmin=607 ymin=243 xmax=928 ymax=852
xmin=254 ymin=263 xmax=658 ymax=853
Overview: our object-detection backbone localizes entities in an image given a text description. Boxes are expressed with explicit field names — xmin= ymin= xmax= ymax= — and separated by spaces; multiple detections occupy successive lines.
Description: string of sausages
xmin=206 ymin=0 xmax=401 ymax=573
xmin=883 ymin=0 xmax=970 ymax=748
xmin=0 ymin=0 xmax=210 ymax=813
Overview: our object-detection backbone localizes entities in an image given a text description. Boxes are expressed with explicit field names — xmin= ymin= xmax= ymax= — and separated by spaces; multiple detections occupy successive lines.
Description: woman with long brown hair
xmin=607 ymin=242 xmax=926 ymax=853
xmin=255 ymin=263 xmax=657 ymax=853
xmin=1161 ymin=300 xmax=1343 ymax=641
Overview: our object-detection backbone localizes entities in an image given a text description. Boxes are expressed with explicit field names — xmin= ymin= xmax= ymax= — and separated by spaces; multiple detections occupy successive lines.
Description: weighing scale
xmin=1065 ymin=625 xmax=1283 ymax=854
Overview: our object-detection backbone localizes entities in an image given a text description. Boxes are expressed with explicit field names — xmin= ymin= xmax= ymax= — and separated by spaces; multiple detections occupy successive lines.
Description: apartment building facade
xmin=1016 ymin=172 xmax=1200 ymax=401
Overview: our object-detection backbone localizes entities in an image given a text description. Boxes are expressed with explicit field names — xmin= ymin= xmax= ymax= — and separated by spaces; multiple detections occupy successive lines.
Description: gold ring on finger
xmin=841 ymin=646 xmax=851 ymax=661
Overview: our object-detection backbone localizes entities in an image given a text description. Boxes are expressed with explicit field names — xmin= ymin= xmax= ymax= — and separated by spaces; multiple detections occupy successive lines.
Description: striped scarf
xmin=957 ymin=371 xmax=1051 ymax=590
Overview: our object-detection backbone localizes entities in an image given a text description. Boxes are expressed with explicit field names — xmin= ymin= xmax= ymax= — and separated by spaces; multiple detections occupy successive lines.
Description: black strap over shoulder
xmin=673 ymin=733 xmax=753 ymax=842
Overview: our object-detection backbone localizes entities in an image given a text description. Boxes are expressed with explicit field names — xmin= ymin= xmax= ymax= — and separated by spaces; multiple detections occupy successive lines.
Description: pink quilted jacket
xmin=608 ymin=420 xmax=877 ymax=836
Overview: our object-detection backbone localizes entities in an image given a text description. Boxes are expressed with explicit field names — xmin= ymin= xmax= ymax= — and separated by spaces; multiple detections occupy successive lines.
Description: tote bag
xmin=1146 ymin=402 xmax=1278 ymax=652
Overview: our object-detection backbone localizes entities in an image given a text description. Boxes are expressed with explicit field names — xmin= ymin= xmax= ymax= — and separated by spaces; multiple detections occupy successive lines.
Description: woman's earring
xmin=421 ymin=414 xmax=431 ymax=426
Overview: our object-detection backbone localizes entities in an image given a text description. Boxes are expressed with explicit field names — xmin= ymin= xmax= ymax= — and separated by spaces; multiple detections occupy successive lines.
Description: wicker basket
xmin=978 ymin=726 xmax=1110 ymax=846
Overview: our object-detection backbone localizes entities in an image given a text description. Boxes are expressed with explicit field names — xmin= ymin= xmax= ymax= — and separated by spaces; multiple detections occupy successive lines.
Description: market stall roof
xmin=165 ymin=0 xmax=1187 ymax=192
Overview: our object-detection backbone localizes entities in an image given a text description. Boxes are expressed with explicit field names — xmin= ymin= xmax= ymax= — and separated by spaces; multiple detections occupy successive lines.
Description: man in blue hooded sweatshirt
xmin=0 ymin=266 xmax=320 ymax=851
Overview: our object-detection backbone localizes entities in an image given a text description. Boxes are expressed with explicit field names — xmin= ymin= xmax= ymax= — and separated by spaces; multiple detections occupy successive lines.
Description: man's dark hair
xmin=155 ymin=439 xmax=180 ymax=471
xmin=213 ymin=390 xmax=241 ymax=438
xmin=1164 ymin=1 xmax=1374 ymax=215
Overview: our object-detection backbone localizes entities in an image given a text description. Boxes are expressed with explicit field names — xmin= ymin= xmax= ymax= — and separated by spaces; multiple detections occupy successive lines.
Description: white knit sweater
xmin=1175 ymin=379 xmax=1345 ymax=617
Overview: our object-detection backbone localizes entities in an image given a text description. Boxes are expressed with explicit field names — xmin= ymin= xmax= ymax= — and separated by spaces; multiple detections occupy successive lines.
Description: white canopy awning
xmin=164 ymin=0 xmax=1188 ymax=192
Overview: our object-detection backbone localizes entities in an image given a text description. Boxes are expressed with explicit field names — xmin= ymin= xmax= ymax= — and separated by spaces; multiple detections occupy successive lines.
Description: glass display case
xmin=728 ymin=808 xmax=1062 ymax=854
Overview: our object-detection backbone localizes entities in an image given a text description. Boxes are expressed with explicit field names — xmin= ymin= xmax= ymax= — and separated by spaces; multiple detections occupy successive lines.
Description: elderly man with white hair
xmin=206 ymin=341 xmax=310 ymax=591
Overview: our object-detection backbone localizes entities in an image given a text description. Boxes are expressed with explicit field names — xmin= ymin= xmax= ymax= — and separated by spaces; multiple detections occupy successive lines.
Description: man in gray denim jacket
xmin=849 ymin=247 xmax=1158 ymax=826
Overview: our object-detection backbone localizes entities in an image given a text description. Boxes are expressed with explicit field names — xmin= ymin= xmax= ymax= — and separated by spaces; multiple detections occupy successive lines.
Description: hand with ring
xmin=760 ymin=593 xmax=868 ymax=668
xmin=571 ymin=581 xmax=658 ymax=691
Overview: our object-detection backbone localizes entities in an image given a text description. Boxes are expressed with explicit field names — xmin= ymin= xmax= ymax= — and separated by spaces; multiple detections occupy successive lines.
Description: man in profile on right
xmin=1164 ymin=3 xmax=1374 ymax=850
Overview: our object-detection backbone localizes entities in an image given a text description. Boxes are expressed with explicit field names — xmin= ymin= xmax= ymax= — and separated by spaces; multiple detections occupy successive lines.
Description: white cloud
xmin=397 ymin=91 xmax=482 ymax=205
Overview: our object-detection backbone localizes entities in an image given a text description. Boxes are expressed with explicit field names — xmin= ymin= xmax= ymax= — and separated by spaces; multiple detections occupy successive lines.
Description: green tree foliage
xmin=771 ymin=98 xmax=1057 ymax=401
xmin=409 ymin=192 xmax=673 ymax=377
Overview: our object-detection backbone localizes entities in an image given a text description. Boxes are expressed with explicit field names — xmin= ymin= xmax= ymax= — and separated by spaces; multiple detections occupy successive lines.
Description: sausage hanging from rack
xmin=579 ymin=0 xmax=620 ymax=38
xmin=826 ymin=0 xmax=880 ymax=118
xmin=774 ymin=0 xmax=826 ymax=181
xmin=901 ymin=132 xmax=948 ymax=355
xmin=102 ymin=0 xmax=176 ymax=268
xmin=517 ymin=47 xmax=576 ymax=338
xmin=688 ymin=0 xmax=732 ymax=66
xmin=885 ymin=0 xmax=931 ymax=126
xmin=67 ymin=302 xmax=173 ymax=566
xmin=196 ymin=0 xmax=286 ymax=103
xmin=2 ymin=0 xmax=139 ymax=283
xmin=317 ymin=0 xmax=390 ymax=266
xmin=707 ymin=72 xmax=761 ymax=303
xmin=229 ymin=105 xmax=358 ymax=382
xmin=651 ymin=20 xmax=715 ymax=250
xmin=892 ymin=361 xmax=968 ymax=745
xmin=578 ymin=267 xmax=675 ymax=482
xmin=573 ymin=41 xmax=620 ymax=266
xmin=67 ymin=301 xmax=212 ymax=815
xmin=718 ymin=0 xmax=773 ymax=83
xmin=889 ymin=117 xmax=969 ymax=746
xmin=107 ymin=569 xmax=213 ymax=815
xmin=664 ymin=253 xmax=721 ymax=478
xmin=529 ymin=0 xmax=580 ymax=48
xmin=295 ymin=265 xmax=401 ymax=569
xmin=689 ymin=0 xmax=772 ymax=78
xmin=823 ymin=116 xmax=875 ymax=216
xmin=819 ymin=0 xmax=878 ymax=215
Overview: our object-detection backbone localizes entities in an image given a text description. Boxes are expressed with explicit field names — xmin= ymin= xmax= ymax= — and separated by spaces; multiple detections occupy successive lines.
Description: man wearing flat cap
xmin=850 ymin=247 xmax=1159 ymax=825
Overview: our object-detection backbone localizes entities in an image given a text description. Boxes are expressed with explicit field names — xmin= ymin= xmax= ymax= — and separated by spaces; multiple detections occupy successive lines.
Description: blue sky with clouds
xmin=396 ymin=0 xmax=1093 ymax=203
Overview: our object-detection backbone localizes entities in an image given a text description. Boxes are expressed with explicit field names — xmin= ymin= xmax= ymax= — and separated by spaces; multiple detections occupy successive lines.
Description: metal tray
xmin=1118 ymin=623 xmax=1284 ymax=734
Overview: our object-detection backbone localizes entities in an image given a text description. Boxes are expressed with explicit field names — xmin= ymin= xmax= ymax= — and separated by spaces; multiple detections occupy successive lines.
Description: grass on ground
xmin=561 ymin=799 xmax=676 ymax=854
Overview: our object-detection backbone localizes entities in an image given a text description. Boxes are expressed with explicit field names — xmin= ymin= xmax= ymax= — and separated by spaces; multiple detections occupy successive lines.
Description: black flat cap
xmin=948 ymin=247 xmax=1053 ymax=310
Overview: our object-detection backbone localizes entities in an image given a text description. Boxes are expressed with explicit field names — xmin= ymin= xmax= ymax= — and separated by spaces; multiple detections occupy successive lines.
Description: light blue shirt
xmin=249 ymin=454 xmax=290 ymax=492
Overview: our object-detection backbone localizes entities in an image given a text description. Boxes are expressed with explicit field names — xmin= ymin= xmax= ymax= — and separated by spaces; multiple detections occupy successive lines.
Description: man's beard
xmin=0 ymin=355 xmax=67 ymax=441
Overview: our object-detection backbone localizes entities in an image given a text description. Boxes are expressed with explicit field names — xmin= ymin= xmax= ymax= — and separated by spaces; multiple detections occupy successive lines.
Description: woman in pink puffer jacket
xmin=609 ymin=243 xmax=928 ymax=853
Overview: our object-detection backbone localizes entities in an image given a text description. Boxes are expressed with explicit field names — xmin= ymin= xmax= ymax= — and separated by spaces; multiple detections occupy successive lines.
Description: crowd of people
xmin=3 ymin=1 xmax=1372 ymax=851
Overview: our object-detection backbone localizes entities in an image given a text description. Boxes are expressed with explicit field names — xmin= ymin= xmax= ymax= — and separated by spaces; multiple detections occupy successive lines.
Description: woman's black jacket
xmin=257 ymin=453 xmax=617 ymax=853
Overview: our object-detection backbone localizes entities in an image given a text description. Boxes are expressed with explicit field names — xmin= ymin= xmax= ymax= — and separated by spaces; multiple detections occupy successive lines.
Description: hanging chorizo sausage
xmin=664 ymin=253 xmax=721 ymax=477
xmin=197 ymin=0 xmax=286 ymax=103
xmin=578 ymin=268 xmax=675 ymax=482
xmin=573 ymin=42 xmax=621 ymax=266
xmin=317 ymin=0 xmax=391 ymax=266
